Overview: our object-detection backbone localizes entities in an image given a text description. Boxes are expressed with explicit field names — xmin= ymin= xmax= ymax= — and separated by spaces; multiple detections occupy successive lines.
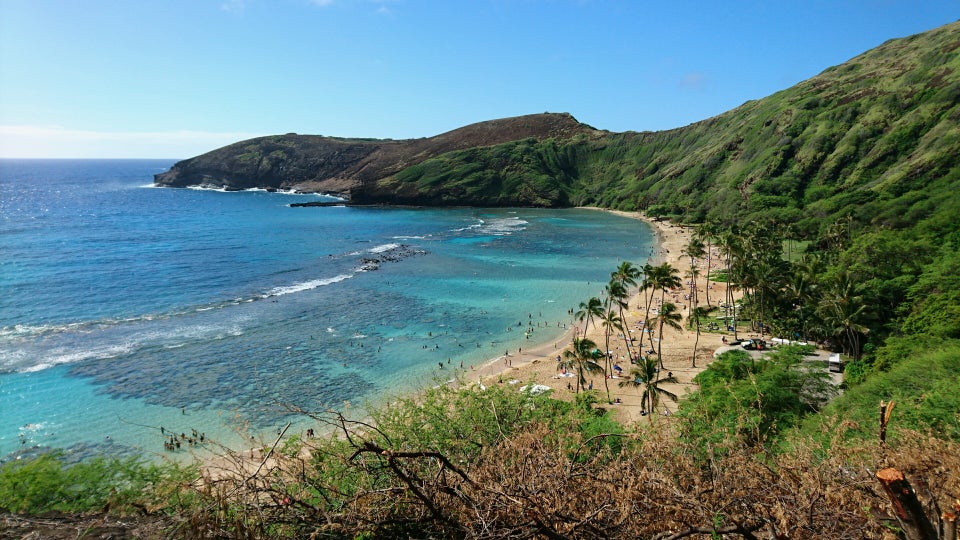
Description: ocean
xmin=0 ymin=159 xmax=654 ymax=460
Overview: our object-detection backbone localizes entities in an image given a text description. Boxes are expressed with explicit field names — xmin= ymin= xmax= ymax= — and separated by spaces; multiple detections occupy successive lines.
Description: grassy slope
xmin=379 ymin=21 xmax=960 ymax=226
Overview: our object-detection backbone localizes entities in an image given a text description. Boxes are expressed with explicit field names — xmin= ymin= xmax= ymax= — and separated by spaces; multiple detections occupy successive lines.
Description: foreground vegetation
xmin=3 ymin=357 xmax=957 ymax=538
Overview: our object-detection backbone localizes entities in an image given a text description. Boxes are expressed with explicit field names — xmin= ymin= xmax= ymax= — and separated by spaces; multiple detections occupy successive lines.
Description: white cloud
xmin=221 ymin=0 xmax=246 ymax=13
xmin=679 ymin=72 xmax=707 ymax=90
xmin=0 ymin=125 xmax=264 ymax=159
xmin=304 ymin=0 xmax=398 ymax=13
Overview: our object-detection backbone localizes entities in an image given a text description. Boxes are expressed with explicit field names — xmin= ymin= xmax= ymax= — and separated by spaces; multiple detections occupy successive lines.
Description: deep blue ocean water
xmin=0 ymin=159 xmax=654 ymax=460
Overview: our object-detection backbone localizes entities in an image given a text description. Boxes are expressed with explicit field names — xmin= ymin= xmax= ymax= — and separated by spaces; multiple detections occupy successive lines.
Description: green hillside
xmin=366 ymin=21 xmax=960 ymax=232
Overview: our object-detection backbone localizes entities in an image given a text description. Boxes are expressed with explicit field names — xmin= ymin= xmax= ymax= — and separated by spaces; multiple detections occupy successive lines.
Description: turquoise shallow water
xmin=0 ymin=159 xmax=654 ymax=460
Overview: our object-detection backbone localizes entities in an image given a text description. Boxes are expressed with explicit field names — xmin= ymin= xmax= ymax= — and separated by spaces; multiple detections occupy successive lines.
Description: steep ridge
xmin=155 ymin=20 xmax=960 ymax=217
xmin=359 ymin=20 xmax=960 ymax=214
xmin=153 ymin=112 xmax=599 ymax=196
xmin=578 ymin=18 xmax=960 ymax=227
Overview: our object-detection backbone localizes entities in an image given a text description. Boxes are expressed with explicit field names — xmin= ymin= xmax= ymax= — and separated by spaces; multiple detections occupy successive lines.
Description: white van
xmin=828 ymin=353 xmax=843 ymax=373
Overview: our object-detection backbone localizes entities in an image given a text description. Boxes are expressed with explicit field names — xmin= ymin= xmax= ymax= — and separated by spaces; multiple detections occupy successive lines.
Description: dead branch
xmin=652 ymin=521 xmax=764 ymax=540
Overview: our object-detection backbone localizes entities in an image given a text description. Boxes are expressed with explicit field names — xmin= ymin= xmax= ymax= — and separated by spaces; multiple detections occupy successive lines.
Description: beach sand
xmin=467 ymin=209 xmax=735 ymax=425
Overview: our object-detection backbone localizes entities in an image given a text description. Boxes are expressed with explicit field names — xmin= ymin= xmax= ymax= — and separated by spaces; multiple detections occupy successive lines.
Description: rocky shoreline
xmin=354 ymin=244 xmax=426 ymax=272
xmin=288 ymin=200 xmax=349 ymax=208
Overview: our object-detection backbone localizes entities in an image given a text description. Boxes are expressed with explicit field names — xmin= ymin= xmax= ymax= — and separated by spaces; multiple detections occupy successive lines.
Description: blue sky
xmin=1 ymin=1 xmax=957 ymax=158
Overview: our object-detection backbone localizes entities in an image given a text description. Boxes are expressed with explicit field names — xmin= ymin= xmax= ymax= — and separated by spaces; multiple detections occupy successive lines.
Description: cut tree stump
xmin=875 ymin=467 xmax=938 ymax=540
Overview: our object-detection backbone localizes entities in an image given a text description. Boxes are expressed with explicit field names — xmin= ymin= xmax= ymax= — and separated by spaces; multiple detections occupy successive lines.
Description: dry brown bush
xmin=184 ymin=413 xmax=959 ymax=539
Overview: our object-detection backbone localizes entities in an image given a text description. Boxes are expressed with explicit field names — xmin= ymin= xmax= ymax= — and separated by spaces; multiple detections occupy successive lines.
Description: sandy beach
xmin=467 ymin=209 xmax=735 ymax=425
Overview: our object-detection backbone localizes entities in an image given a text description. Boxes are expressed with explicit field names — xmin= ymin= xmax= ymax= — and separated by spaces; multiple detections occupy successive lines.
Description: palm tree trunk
xmin=618 ymin=305 xmax=636 ymax=363
xmin=705 ymin=240 xmax=713 ymax=307
xmin=603 ymin=329 xmax=612 ymax=402
xmin=657 ymin=318 xmax=667 ymax=369
xmin=641 ymin=289 xmax=656 ymax=360
xmin=692 ymin=320 xmax=700 ymax=368
xmin=760 ymin=287 xmax=764 ymax=339
xmin=728 ymin=261 xmax=739 ymax=342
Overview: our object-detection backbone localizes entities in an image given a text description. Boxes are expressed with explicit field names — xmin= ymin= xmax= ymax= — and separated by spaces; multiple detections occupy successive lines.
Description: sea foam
xmin=22 ymin=342 xmax=138 ymax=373
xmin=263 ymin=274 xmax=353 ymax=297
xmin=368 ymin=243 xmax=400 ymax=254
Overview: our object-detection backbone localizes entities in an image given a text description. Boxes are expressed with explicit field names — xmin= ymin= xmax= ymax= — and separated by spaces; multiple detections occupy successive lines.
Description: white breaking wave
xmin=451 ymin=217 xmax=528 ymax=236
xmin=185 ymin=185 xmax=232 ymax=192
xmin=483 ymin=217 xmax=529 ymax=235
xmin=451 ymin=219 xmax=485 ymax=233
xmin=0 ymin=319 xmax=141 ymax=340
xmin=22 ymin=342 xmax=139 ymax=373
xmin=263 ymin=274 xmax=353 ymax=297
xmin=1 ymin=271 xmax=359 ymax=345
xmin=368 ymin=243 xmax=400 ymax=254
xmin=3 ymin=318 xmax=252 ymax=374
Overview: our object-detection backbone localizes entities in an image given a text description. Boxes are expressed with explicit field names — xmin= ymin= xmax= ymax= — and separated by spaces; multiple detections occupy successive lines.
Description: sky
xmin=0 ymin=1 xmax=957 ymax=159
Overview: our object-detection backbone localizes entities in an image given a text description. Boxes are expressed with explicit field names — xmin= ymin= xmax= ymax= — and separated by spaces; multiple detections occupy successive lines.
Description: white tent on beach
xmin=520 ymin=384 xmax=552 ymax=396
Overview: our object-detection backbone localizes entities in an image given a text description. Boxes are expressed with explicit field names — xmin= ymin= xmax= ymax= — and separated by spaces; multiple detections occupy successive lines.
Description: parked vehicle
xmin=828 ymin=353 xmax=844 ymax=373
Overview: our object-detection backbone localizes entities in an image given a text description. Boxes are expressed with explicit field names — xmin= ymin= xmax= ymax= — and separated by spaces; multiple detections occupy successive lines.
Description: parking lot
xmin=712 ymin=343 xmax=845 ymax=387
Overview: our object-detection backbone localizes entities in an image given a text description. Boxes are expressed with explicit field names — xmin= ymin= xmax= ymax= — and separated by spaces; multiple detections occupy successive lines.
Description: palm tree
xmin=787 ymin=254 xmax=823 ymax=342
xmin=574 ymin=297 xmax=603 ymax=337
xmin=610 ymin=261 xmax=641 ymax=355
xmin=611 ymin=261 xmax=641 ymax=291
xmin=823 ymin=215 xmax=854 ymax=253
xmin=599 ymin=307 xmax=623 ymax=402
xmin=694 ymin=223 xmax=717 ymax=307
xmin=638 ymin=263 xmax=657 ymax=353
xmin=817 ymin=271 xmax=869 ymax=361
xmin=654 ymin=301 xmax=684 ymax=368
xmin=641 ymin=263 xmax=681 ymax=324
xmin=605 ymin=278 xmax=637 ymax=363
xmin=717 ymin=231 xmax=744 ymax=340
xmin=758 ymin=256 xmax=789 ymax=336
xmin=619 ymin=357 xmax=679 ymax=421
xmin=642 ymin=263 xmax=682 ymax=356
xmin=682 ymin=237 xmax=705 ymax=311
xmin=689 ymin=305 xmax=713 ymax=368
xmin=561 ymin=337 xmax=602 ymax=393
xmin=653 ymin=262 xmax=683 ymax=310
xmin=685 ymin=265 xmax=701 ymax=313
xmin=741 ymin=256 xmax=778 ymax=335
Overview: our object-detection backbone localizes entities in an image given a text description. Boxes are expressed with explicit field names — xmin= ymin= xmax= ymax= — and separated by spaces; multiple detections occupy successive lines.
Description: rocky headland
xmin=154 ymin=112 xmax=600 ymax=206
